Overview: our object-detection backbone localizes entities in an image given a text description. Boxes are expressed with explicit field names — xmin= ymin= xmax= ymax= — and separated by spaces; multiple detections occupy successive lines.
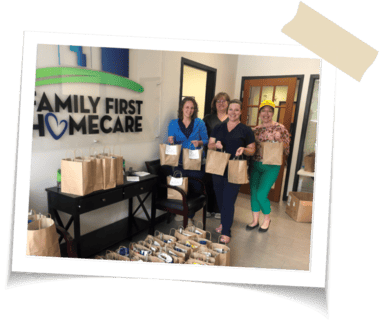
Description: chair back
xmin=145 ymin=160 xmax=168 ymax=198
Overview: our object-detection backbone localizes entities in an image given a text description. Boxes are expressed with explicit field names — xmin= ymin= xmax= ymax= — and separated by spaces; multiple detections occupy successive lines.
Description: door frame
xmin=180 ymin=58 xmax=217 ymax=116
xmin=240 ymin=74 xmax=305 ymax=201
xmin=292 ymin=74 xmax=319 ymax=192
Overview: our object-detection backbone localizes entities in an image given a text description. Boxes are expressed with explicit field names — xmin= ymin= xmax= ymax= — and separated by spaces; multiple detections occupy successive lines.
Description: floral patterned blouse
xmin=252 ymin=122 xmax=291 ymax=162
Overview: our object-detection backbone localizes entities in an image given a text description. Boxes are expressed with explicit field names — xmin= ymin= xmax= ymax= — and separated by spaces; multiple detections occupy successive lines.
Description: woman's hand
xmin=168 ymin=136 xmax=174 ymax=144
xmin=235 ymin=147 xmax=245 ymax=156
xmin=274 ymin=132 xmax=281 ymax=141
xmin=215 ymin=141 xmax=223 ymax=150
xmin=191 ymin=140 xmax=200 ymax=148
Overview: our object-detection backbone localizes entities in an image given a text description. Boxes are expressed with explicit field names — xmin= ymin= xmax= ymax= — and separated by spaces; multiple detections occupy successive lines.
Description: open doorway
xmin=179 ymin=58 xmax=217 ymax=117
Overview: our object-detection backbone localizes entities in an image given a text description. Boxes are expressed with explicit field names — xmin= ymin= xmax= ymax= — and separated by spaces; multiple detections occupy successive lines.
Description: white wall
xmin=30 ymin=45 xmax=239 ymax=238
xmin=234 ymin=55 xmax=321 ymax=196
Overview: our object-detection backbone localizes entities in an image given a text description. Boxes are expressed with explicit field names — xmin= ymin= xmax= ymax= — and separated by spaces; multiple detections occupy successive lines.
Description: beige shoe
xmin=215 ymin=213 xmax=221 ymax=219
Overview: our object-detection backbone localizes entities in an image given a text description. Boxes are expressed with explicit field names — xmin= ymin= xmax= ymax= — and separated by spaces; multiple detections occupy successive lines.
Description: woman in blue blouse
xmin=166 ymin=97 xmax=209 ymax=222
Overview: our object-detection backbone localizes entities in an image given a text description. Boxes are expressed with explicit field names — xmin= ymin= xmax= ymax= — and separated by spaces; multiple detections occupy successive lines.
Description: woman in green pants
xmin=247 ymin=100 xmax=290 ymax=232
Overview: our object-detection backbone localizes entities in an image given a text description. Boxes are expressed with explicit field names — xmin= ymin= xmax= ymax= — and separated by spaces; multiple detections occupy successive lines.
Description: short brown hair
xmin=178 ymin=97 xmax=198 ymax=120
xmin=211 ymin=92 xmax=230 ymax=114
xmin=228 ymin=99 xmax=243 ymax=111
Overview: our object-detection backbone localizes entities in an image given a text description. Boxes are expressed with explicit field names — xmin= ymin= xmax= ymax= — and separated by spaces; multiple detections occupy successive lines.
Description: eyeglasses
xmin=216 ymin=100 xmax=227 ymax=104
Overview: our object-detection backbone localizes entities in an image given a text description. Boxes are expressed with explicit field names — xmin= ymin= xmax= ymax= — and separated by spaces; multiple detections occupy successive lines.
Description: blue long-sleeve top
xmin=167 ymin=118 xmax=209 ymax=166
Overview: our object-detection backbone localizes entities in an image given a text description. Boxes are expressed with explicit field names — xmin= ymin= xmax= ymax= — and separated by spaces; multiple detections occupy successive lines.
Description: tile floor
xmin=95 ymin=192 xmax=312 ymax=271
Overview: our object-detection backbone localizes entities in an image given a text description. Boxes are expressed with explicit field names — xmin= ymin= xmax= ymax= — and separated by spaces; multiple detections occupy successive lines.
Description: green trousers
xmin=250 ymin=161 xmax=281 ymax=214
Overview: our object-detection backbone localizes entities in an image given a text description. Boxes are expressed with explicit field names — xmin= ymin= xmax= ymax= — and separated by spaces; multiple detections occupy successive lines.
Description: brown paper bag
xmin=167 ymin=171 xmax=188 ymax=200
xmin=147 ymin=256 xmax=166 ymax=263
xmin=210 ymin=238 xmax=230 ymax=266
xmin=88 ymin=148 xmax=104 ymax=192
xmin=228 ymin=156 xmax=249 ymax=184
xmin=173 ymin=242 xmax=192 ymax=260
xmin=159 ymin=143 xmax=182 ymax=167
xmin=97 ymin=147 xmax=118 ymax=189
xmin=92 ymin=156 xmax=104 ymax=191
xmin=196 ymin=245 xmax=220 ymax=265
xmin=28 ymin=209 xmax=46 ymax=223
xmin=158 ymin=245 xmax=186 ymax=264
xmin=183 ymin=143 xmax=203 ymax=170
xmin=139 ymin=240 xmax=161 ymax=254
xmin=61 ymin=150 xmax=95 ymax=196
xmin=189 ymin=252 xmax=216 ymax=265
xmin=178 ymin=238 xmax=201 ymax=252
xmin=261 ymin=142 xmax=284 ymax=165
xmin=205 ymin=149 xmax=231 ymax=176
xmin=27 ymin=217 xmax=61 ymax=257
xmin=104 ymin=250 xmax=131 ymax=261
xmin=129 ymin=242 xmax=153 ymax=260
xmin=154 ymin=230 xmax=177 ymax=244
xmin=165 ymin=243 xmax=189 ymax=262
xmin=185 ymin=221 xmax=209 ymax=239
xmin=304 ymin=152 xmax=315 ymax=172
xmin=185 ymin=258 xmax=214 ymax=265
xmin=144 ymin=234 xmax=167 ymax=248
xmin=170 ymin=227 xmax=199 ymax=241
xmin=100 ymin=156 xmax=117 ymax=190
xmin=153 ymin=248 xmax=180 ymax=263
xmin=111 ymin=145 xmax=124 ymax=186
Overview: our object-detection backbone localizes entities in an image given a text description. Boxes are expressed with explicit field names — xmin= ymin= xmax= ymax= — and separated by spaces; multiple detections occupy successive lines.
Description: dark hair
xmin=211 ymin=92 xmax=230 ymax=114
xmin=178 ymin=97 xmax=198 ymax=120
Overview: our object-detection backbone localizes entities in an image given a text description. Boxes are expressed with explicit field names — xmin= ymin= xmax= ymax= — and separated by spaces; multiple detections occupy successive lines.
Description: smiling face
xmin=216 ymin=96 xmax=228 ymax=113
xmin=259 ymin=105 xmax=274 ymax=124
xmin=182 ymin=100 xmax=195 ymax=119
xmin=228 ymin=102 xmax=242 ymax=122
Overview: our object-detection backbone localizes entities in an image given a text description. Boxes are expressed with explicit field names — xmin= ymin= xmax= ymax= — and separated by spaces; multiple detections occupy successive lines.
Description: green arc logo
xmin=35 ymin=67 xmax=144 ymax=93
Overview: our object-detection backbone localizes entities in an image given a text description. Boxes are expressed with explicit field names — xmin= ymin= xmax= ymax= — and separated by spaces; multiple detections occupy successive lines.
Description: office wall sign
xmin=33 ymin=46 xmax=145 ymax=140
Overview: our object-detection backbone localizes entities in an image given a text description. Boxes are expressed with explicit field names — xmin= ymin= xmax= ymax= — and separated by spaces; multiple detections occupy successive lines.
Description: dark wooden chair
xmin=145 ymin=159 xmax=207 ymax=230
xmin=56 ymin=226 xmax=77 ymax=258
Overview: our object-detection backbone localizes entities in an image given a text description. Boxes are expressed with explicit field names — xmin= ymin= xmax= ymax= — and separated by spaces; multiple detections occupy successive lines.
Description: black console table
xmin=46 ymin=173 xmax=158 ymax=258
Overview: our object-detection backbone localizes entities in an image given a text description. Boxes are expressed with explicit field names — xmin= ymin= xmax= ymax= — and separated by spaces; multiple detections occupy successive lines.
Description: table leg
xmin=73 ymin=213 xmax=81 ymax=257
xmin=150 ymin=186 xmax=156 ymax=235
xmin=128 ymin=198 xmax=133 ymax=241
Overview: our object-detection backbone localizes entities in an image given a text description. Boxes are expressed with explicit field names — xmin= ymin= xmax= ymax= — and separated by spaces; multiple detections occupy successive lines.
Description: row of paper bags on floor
xmin=96 ymin=224 xmax=230 ymax=266
xmin=61 ymin=146 xmax=125 ymax=196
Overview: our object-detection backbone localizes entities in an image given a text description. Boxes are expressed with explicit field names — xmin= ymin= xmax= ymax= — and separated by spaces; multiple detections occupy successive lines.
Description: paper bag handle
xmin=172 ymin=170 xmax=183 ymax=178
xmin=74 ymin=149 xmax=84 ymax=160
xmin=169 ymin=228 xmax=176 ymax=237
xmin=103 ymin=146 xmax=111 ymax=155
xmin=233 ymin=154 xmax=245 ymax=160
xmin=89 ymin=147 xmax=100 ymax=157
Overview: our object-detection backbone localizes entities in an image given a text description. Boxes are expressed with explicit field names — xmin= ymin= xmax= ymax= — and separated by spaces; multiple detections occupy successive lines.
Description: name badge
xmin=189 ymin=150 xmax=200 ymax=159
xmin=165 ymin=145 xmax=177 ymax=155
xmin=169 ymin=177 xmax=183 ymax=186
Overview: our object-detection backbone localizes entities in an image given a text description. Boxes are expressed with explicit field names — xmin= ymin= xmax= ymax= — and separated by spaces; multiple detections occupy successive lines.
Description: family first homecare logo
xmin=33 ymin=46 xmax=145 ymax=140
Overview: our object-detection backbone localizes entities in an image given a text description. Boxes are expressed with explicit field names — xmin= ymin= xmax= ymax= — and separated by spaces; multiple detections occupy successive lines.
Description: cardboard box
xmin=286 ymin=191 xmax=313 ymax=223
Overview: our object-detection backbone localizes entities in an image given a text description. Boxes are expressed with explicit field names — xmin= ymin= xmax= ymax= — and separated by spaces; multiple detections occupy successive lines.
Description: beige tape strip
xmin=282 ymin=2 xmax=378 ymax=81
